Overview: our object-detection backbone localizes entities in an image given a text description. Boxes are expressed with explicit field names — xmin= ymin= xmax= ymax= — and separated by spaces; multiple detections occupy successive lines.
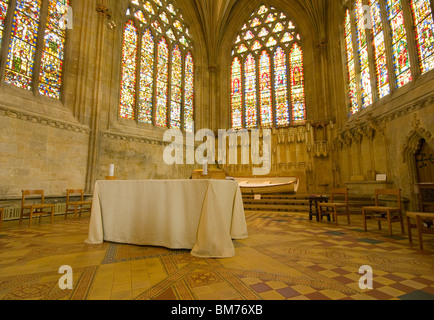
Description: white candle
xmin=203 ymin=160 xmax=208 ymax=175
xmin=109 ymin=164 xmax=115 ymax=177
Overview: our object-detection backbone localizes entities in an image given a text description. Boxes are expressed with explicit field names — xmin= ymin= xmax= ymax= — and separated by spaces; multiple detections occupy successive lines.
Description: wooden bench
xmin=406 ymin=211 xmax=434 ymax=250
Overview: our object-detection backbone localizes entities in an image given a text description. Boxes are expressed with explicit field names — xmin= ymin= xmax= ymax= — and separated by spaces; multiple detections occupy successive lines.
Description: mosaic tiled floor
xmin=0 ymin=211 xmax=433 ymax=300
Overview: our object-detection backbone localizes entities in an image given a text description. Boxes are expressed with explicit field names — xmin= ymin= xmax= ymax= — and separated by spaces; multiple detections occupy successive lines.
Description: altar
xmin=85 ymin=179 xmax=248 ymax=258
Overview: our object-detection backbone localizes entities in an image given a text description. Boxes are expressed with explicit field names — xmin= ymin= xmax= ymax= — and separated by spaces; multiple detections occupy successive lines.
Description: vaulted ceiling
xmin=178 ymin=0 xmax=329 ymax=63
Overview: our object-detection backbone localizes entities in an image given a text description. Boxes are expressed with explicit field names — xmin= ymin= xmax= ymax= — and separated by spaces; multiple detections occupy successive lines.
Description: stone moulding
xmin=100 ymin=130 xmax=171 ymax=147
xmin=0 ymin=105 xmax=90 ymax=135
xmin=336 ymin=92 xmax=434 ymax=147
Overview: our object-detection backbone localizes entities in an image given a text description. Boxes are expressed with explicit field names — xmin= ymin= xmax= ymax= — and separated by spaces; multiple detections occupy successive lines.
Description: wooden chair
xmin=65 ymin=189 xmax=92 ymax=219
xmin=362 ymin=189 xmax=405 ymax=236
xmin=318 ymin=188 xmax=350 ymax=225
xmin=0 ymin=208 xmax=4 ymax=230
xmin=406 ymin=212 xmax=434 ymax=250
xmin=20 ymin=190 xmax=55 ymax=227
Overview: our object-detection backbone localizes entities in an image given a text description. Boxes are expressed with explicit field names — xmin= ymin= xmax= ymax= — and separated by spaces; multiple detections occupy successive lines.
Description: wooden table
xmin=406 ymin=211 xmax=434 ymax=250
xmin=85 ymin=179 xmax=248 ymax=258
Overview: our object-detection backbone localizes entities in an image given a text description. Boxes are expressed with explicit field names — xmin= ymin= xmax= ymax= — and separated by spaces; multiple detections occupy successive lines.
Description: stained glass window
xmin=170 ymin=45 xmax=182 ymax=129
xmin=410 ymin=0 xmax=434 ymax=74
xmin=244 ymin=54 xmax=257 ymax=128
xmin=290 ymin=43 xmax=306 ymax=122
xmin=230 ymin=5 xmax=306 ymax=128
xmin=370 ymin=0 xmax=391 ymax=98
xmin=184 ymin=52 xmax=194 ymax=133
xmin=355 ymin=0 xmax=373 ymax=108
xmin=274 ymin=47 xmax=290 ymax=127
xmin=344 ymin=9 xmax=359 ymax=114
xmin=5 ymin=0 xmax=42 ymax=91
xmin=231 ymin=57 xmax=242 ymax=129
xmin=386 ymin=0 xmax=412 ymax=87
xmin=259 ymin=50 xmax=273 ymax=127
xmin=138 ymin=28 xmax=154 ymax=124
xmin=119 ymin=0 xmax=194 ymax=129
xmin=119 ymin=20 xmax=138 ymax=120
xmin=39 ymin=0 xmax=69 ymax=100
xmin=156 ymin=37 xmax=169 ymax=127
xmin=0 ymin=0 xmax=9 ymax=50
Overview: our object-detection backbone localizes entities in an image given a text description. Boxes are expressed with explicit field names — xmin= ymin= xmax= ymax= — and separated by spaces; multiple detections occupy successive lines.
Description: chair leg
xmin=416 ymin=216 xmax=424 ymax=250
xmin=318 ymin=206 xmax=322 ymax=222
xmin=362 ymin=209 xmax=367 ymax=231
xmin=378 ymin=220 xmax=382 ymax=231
xmin=407 ymin=217 xmax=412 ymax=244
xmin=334 ymin=208 xmax=338 ymax=225
xmin=347 ymin=207 xmax=350 ymax=225
xmin=29 ymin=208 xmax=34 ymax=227
xmin=19 ymin=208 xmax=24 ymax=225
xmin=387 ymin=211 xmax=393 ymax=236
xmin=400 ymin=212 xmax=405 ymax=234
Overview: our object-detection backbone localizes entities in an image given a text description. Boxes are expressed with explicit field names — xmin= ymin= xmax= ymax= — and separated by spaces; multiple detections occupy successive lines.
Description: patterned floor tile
xmin=0 ymin=211 xmax=433 ymax=300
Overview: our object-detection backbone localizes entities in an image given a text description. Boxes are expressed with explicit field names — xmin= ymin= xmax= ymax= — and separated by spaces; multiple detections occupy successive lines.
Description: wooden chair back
xmin=417 ymin=183 xmax=434 ymax=212
xmin=22 ymin=190 xmax=45 ymax=207
xmin=66 ymin=189 xmax=85 ymax=202
xmin=374 ymin=189 xmax=401 ymax=209
xmin=330 ymin=188 xmax=348 ymax=204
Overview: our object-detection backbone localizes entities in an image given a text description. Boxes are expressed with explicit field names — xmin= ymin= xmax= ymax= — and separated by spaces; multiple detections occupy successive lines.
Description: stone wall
xmin=0 ymin=113 xmax=89 ymax=197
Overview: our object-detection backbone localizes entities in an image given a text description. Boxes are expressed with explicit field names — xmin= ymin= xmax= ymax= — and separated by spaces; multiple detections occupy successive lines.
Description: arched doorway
xmin=415 ymin=139 xmax=434 ymax=212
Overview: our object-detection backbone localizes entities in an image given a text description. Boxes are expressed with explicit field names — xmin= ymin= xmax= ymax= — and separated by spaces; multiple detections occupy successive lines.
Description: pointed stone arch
xmin=401 ymin=114 xmax=434 ymax=210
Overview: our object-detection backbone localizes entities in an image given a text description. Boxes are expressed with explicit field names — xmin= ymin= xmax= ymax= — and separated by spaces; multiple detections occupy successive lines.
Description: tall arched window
xmin=343 ymin=0 xmax=434 ymax=116
xmin=244 ymin=53 xmax=258 ymax=129
xmin=155 ymin=37 xmax=169 ymax=127
xmin=344 ymin=9 xmax=359 ymax=114
xmin=120 ymin=0 xmax=195 ymax=132
xmin=0 ymin=1 xmax=10 ymax=50
xmin=230 ymin=4 xmax=306 ymax=129
xmin=370 ymin=0 xmax=390 ymax=98
xmin=290 ymin=43 xmax=306 ymax=122
xmin=0 ymin=0 xmax=69 ymax=100
xmin=355 ymin=0 xmax=373 ymax=108
xmin=184 ymin=52 xmax=194 ymax=132
xmin=119 ymin=20 xmax=138 ymax=120
xmin=139 ymin=28 xmax=154 ymax=124
xmin=259 ymin=50 xmax=272 ymax=127
xmin=274 ymin=47 xmax=290 ymax=126
xmin=386 ymin=0 xmax=412 ymax=88
xmin=410 ymin=0 xmax=434 ymax=74
xmin=231 ymin=57 xmax=243 ymax=129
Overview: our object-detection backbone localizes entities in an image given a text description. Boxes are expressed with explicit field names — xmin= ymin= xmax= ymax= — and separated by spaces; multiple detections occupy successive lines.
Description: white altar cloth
xmin=85 ymin=179 xmax=248 ymax=258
